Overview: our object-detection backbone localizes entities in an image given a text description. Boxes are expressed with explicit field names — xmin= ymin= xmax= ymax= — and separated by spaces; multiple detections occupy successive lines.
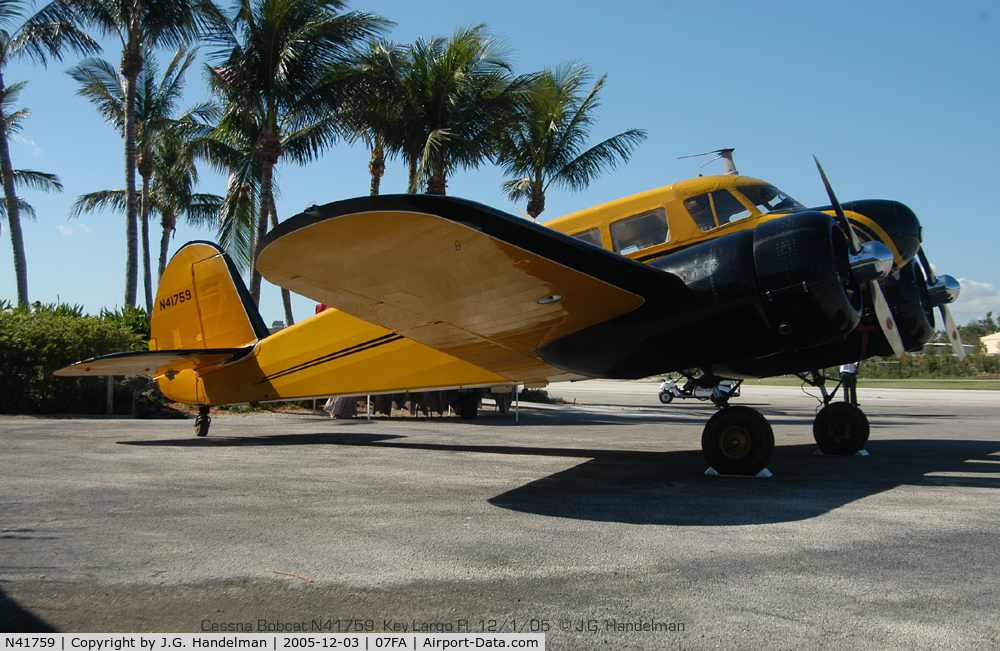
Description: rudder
xmin=151 ymin=241 xmax=270 ymax=351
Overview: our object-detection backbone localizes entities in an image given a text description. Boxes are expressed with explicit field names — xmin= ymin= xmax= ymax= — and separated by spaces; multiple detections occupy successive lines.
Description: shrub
xmin=0 ymin=303 xmax=146 ymax=414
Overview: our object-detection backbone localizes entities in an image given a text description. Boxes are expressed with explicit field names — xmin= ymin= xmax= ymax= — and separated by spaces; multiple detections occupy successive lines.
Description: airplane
xmin=56 ymin=151 xmax=964 ymax=477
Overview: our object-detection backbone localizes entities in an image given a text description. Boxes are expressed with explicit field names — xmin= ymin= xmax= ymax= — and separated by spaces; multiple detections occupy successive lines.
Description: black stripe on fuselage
xmin=255 ymin=333 xmax=405 ymax=384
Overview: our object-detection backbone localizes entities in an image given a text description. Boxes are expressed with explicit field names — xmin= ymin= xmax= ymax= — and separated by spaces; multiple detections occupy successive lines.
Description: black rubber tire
xmin=658 ymin=390 xmax=674 ymax=404
xmin=701 ymin=406 xmax=775 ymax=476
xmin=813 ymin=402 xmax=870 ymax=455
xmin=194 ymin=415 xmax=210 ymax=437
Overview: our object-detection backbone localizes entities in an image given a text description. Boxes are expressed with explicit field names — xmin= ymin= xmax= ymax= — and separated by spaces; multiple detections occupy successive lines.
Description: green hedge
xmin=0 ymin=303 xmax=147 ymax=414
xmin=855 ymin=350 xmax=1000 ymax=380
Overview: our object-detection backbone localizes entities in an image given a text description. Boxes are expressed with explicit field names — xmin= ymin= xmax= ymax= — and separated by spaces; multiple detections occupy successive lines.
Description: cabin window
xmin=684 ymin=190 xmax=752 ymax=231
xmin=570 ymin=227 xmax=603 ymax=247
xmin=735 ymin=185 xmax=804 ymax=213
xmin=610 ymin=207 xmax=669 ymax=254
xmin=684 ymin=195 xmax=716 ymax=231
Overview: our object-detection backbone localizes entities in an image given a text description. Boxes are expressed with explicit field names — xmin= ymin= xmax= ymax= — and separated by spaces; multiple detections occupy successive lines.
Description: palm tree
xmin=152 ymin=133 xmax=221 ymax=279
xmin=0 ymin=82 xmax=64 ymax=231
xmin=400 ymin=24 xmax=529 ymax=195
xmin=201 ymin=88 xmax=327 ymax=326
xmin=498 ymin=62 xmax=647 ymax=219
xmin=68 ymin=44 xmax=213 ymax=311
xmin=0 ymin=0 xmax=97 ymax=306
xmin=341 ymin=38 xmax=408 ymax=196
xmin=71 ymin=0 xmax=226 ymax=308
xmin=68 ymin=133 xmax=222 ymax=280
xmin=206 ymin=0 xmax=388 ymax=305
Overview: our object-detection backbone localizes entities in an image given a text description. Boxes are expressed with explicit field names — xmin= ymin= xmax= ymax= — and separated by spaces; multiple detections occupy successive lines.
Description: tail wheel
xmin=658 ymin=390 xmax=674 ymax=404
xmin=194 ymin=406 xmax=211 ymax=437
xmin=813 ymin=402 xmax=869 ymax=455
xmin=701 ymin=406 xmax=774 ymax=476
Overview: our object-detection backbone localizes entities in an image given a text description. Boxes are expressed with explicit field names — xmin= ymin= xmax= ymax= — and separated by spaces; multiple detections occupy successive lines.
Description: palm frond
xmin=68 ymin=188 xmax=128 ymax=218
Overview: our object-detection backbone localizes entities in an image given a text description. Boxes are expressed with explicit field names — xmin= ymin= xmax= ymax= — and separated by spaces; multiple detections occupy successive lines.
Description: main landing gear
xmin=194 ymin=405 xmax=211 ymax=437
xmin=699 ymin=368 xmax=871 ymax=475
xmin=698 ymin=375 xmax=774 ymax=476
xmin=795 ymin=370 xmax=870 ymax=455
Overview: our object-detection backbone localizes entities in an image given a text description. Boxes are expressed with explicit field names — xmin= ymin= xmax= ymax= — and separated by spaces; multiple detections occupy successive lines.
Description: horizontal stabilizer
xmin=54 ymin=348 xmax=250 ymax=377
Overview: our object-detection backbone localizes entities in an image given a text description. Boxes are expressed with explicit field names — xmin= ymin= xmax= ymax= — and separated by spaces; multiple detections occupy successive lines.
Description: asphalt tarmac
xmin=2 ymin=380 xmax=999 ymax=650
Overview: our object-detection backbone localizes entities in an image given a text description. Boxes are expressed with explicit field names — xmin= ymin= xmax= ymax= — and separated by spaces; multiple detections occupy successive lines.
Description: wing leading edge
xmin=257 ymin=195 xmax=663 ymax=382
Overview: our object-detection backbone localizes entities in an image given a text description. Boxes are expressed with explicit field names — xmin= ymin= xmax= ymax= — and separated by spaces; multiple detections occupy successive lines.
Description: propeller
xmin=916 ymin=247 xmax=966 ymax=361
xmin=813 ymin=155 xmax=907 ymax=362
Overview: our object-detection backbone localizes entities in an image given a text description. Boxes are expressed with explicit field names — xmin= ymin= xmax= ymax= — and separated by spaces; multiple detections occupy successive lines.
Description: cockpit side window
xmin=610 ymin=207 xmax=669 ymax=254
xmin=711 ymin=190 xmax=751 ymax=225
xmin=736 ymin=185 xmax=805 ymax=213
xmin=570 ymin=227 xmax=603 ymax=247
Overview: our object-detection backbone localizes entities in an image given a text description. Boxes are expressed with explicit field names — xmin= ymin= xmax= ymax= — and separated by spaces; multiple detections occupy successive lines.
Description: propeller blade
xmin=917 ymin=247 xmax=937 ymax=285
xmin=917 ymin=246 xmax=966 ymax=361
xmin=870 ymin=280 xmax=907 ymax=362
xmin=940 ymin=304 xmax=967 ymax=362
xmin=813 ymin=155 xmax=862 ymax=255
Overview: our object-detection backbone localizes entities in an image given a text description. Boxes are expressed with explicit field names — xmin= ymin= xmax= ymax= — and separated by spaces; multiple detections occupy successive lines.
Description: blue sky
xmin=2 ymin=0 xmax=999 ymax=328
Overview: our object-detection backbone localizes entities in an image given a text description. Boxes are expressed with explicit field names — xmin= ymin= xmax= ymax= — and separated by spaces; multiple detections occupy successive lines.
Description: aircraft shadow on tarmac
xmin=0 ymin=585 xmax=55 ymax=633
xmin=488 ymin=439 xmax=1000 ymax=526
xmin=121 ymin=411 xmax=1000 ymax=526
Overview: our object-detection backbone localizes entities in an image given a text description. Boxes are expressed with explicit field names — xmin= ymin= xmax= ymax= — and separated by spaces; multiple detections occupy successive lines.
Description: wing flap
xmin=258 ymin=195 xmax=652 ymax=380
xmin=54 ymin=348 xmax=249 ymax=377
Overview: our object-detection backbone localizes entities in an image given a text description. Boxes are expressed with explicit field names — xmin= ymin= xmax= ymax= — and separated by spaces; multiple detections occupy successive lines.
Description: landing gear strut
xmin=796 ymin=370 xmax=870 ymax=455
xmin=194 ymin=405 xmax=211 ymax=437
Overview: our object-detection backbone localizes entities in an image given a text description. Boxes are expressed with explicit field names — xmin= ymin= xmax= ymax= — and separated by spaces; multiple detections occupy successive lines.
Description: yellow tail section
xmin=151 ymin=241 xmax=270 ymax=351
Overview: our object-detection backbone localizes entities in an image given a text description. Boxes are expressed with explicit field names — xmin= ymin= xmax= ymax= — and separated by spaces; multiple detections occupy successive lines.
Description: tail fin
xmin=151 ymin=241 xmax=270 ymax=351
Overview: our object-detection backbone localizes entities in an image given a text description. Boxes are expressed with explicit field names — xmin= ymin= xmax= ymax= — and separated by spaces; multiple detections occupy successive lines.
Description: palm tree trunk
xmin=427 ymin=170 xmax=446 ymax=195
xmin=248 ymin=171 xmax=270 ymax=305
xmin=121 ymin=46 xmax=142 ymax=308
xmin=251 ymin=129 xmax=282 ymax=306
xmin=369 ymin=145 xmax=384 ymax=196
xmin=158 ymin=210 xmax=176 ymax=281
xmin=0 ymin=72 xmax=28 ymax=306
xmin=407 ymin=156 xmax=417 ymax=193
xmin=269 ymin=207 xmax=294 ymax=326
xmin=527 ymin=185 xmax=545 ymax=219
xmin=140 ymin=172 xmax=153 ymax=312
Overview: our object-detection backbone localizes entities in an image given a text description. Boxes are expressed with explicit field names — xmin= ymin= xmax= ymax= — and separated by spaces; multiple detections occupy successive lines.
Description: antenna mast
xmin=678 ymin=148 xmax=738 ymax=175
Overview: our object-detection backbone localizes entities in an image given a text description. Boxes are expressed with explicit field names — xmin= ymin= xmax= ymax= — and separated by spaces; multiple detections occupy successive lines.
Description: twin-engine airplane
xmin=57 ymin=152 xmax=964 ymax=476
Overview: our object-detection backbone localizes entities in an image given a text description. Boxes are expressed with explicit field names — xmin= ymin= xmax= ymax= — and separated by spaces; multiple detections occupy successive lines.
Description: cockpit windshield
xmin=735 ymin=185 xmax=804 ymax=213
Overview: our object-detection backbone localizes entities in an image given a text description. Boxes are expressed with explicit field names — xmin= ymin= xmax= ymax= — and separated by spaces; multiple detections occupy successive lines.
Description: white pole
xmin=515 ymin=385 xmax=519 ymax=423
xmin=367 ymin=395 xmax=371 ymax=422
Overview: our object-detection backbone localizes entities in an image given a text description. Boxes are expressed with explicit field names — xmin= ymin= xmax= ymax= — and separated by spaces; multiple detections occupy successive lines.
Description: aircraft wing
xmin=257 ymin=195 xmax=662 ymax=382
xmin=54 ymin=348 xmax=250 ymax=377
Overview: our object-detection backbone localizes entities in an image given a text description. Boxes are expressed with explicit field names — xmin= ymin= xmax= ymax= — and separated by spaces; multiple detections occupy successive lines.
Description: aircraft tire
xmin=658 ymin=390 xmax=674 ymax=404
xmin=813 ymin=402 xmax=869 ymax=455
xmin=194 ymin=406 xmax=211 ymax=437
xmin=701 ymin=406 xmax=774 ymax=476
